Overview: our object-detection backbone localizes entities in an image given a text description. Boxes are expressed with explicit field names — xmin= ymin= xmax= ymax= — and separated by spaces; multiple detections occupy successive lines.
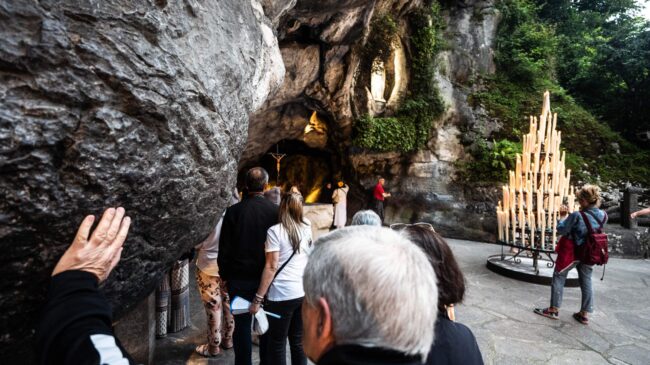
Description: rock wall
xmin=0 ymin=0 xmax=286 ymax=360
xmin=373 ymin=0 xmax=501 ymax=241
xmin=243 ymin=0 xmax=500 ymax=240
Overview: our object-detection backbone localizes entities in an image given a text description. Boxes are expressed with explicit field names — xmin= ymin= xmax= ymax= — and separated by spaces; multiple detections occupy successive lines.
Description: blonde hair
xmin=279 ymin=192 xmax=307 ymax=252
xmin=577 ymin=184 xmax=601 ymax=207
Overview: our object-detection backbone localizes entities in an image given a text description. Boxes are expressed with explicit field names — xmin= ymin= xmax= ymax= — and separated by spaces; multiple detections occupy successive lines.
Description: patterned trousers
xmin=196 ymin=268 xmax=235 ymax=352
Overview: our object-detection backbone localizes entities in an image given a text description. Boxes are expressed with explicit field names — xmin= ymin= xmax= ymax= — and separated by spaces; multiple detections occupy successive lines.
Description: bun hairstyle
xmin=577 ymin=184 xmax=601 ymax=207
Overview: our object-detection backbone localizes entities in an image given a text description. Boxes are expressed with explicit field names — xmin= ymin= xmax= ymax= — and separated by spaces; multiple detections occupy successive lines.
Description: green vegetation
xmin=361 ymin=14 xmax=399 ymax=72
xmin=354 ymin=115 xmax=418 ymax=153
xmin=538 ymin=0 xmax=650 ymax=139
xmin=458 ymin=139 xmax=522 ymax=182
xmin=353 ymin=2 xmax=446 ymax=153
xmin=465 ymin=0 xmax=650 ymax=185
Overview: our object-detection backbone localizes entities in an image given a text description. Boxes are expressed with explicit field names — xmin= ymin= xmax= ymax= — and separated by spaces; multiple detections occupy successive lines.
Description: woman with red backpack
xmin=534 ymin=185 xmax=608 ymax=325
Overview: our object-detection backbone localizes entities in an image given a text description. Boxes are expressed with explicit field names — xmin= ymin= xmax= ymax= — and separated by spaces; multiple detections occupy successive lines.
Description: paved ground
xmin=154 ymin=239 xmax=650 ymax=365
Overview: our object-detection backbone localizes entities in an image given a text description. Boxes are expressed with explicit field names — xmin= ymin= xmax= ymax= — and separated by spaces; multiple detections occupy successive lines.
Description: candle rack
xmin=493 ymin=91 xmax=578 ymax=277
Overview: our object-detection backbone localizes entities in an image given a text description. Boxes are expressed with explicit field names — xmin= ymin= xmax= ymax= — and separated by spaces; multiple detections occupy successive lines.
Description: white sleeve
xmin=195 ymin=220 xmax=220 ymax=250
xmin=265 ymin=226 xmax=280 ymax=252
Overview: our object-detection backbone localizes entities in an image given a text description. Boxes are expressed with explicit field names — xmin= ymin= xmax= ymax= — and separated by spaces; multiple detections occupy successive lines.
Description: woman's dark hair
xmin=403 ymin=225 xmax=465 ymax=313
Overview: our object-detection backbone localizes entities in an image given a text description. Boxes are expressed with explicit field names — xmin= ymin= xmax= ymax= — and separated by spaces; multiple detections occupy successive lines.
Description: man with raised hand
xmin=36 ymin=207 xmax=133 ymax=365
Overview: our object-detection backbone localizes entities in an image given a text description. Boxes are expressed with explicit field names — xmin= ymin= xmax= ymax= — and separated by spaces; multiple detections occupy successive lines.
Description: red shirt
xmin=373 ymin=183 xmax=385 ymax=201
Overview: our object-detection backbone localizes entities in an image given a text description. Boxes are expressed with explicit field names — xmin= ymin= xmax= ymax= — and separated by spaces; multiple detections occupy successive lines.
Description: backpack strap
xmin=584 ymin=210 xmax=606 ymax=231
xmin=579 ymin=211 xmax=595 ymax=234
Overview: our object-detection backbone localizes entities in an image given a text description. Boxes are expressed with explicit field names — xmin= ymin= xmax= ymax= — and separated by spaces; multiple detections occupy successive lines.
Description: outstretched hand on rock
xmin=52 ymin=207 xmax=131 ymax=283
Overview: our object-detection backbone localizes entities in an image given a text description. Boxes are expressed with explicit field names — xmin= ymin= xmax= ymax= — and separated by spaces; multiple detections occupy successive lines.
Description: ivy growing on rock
xmin=353 ymin=2 xmax=446 ymax=153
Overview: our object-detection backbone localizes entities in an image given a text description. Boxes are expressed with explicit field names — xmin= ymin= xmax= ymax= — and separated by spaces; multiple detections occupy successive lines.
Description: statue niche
xmin=368 ymin=39 xmax=407 ymax=116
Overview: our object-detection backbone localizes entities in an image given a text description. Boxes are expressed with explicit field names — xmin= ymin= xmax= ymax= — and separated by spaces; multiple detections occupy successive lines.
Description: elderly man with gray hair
xmin=350 ymin=209 xmax=382 ymax=226
xmin=301 ymin=226 xmax=438 ymax=365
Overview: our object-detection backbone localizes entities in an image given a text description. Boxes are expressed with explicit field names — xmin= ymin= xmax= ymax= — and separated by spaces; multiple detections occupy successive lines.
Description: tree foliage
xmin=466 ymin=0 xmax=650 ymax=185
xmin=535 ymin=0 xmax=650 ymax=138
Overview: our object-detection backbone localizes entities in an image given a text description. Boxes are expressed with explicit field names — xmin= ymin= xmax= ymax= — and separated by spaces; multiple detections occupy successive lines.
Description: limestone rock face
xmin=378 ymin=0 xmax=501 ymax=241
xmin=0 ymin=0 xmax=285 ymax=359
xmin=243 ymin=0 xmax=500 ymax=240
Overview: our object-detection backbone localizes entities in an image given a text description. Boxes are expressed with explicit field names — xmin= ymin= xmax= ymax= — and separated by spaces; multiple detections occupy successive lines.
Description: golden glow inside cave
xmin=304 ymin=187 xmax=321 ymax=204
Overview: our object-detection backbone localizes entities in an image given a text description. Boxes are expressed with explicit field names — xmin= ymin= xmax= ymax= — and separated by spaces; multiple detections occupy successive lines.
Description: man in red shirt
xmin=372 ymin=177 xmax=391 ymax=224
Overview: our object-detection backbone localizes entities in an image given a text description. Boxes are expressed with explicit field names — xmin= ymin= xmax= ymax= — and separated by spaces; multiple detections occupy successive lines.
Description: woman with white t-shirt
xmin=250 ymin=192 xmax=312 ymax=365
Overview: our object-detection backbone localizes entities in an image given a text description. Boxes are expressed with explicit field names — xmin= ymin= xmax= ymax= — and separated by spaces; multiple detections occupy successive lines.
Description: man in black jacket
xmin=36 ymin=207 xmax=134 ymax=365
xmin=218 ymin=167 xmax=278 ymax=365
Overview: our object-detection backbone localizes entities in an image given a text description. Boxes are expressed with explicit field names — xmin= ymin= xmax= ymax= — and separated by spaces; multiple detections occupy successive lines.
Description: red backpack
xmin=578 ymin=211 xmax=609 ymax=278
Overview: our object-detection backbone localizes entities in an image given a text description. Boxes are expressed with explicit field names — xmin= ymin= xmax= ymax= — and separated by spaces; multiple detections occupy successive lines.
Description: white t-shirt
xmin=194 ymin=214 xmax=224 ymax=277
xmin=265 ymin=220 xmax=313 ymax=301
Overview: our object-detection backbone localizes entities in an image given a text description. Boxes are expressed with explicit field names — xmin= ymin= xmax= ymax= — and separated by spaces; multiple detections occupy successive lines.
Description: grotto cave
xmin=239 ymin=138 xmax=337 ymax=203
xmin=5 ymin=0 xmax=648 ymax=363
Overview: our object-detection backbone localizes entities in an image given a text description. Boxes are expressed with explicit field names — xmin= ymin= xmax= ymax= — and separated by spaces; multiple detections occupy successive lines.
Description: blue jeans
xmin=551 ymin=263 xmax=594 ymax=313
xmin=228 ymin=279 xmax=266 ymax=365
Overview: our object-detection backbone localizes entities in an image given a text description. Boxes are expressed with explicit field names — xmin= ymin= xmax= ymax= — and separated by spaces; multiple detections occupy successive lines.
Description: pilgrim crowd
xmin=35 ymin=166 xmax=629 ymax=365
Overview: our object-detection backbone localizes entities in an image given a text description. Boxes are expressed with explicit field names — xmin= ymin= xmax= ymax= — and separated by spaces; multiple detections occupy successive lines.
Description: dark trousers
xmin=262 ymin=297 xmax=307 ymax=365
xmin=372 ymin=199 xmax=385 ymax=223
xmin=228 ymin=279 xmax=264 ymax=365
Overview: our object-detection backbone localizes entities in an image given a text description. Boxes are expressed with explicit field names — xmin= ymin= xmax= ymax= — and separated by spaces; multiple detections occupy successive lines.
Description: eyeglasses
xmin=389 ymin=222 xmax=435 ymax=232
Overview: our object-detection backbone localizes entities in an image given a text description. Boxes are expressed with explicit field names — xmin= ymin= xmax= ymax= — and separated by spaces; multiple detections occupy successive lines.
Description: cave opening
xmin=238 ymin=139 xmax=338 ymax=204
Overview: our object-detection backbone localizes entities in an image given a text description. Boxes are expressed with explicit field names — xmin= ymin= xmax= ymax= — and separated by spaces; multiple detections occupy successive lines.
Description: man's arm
xmin=631 ymin=207 xmax=650 ymax=219
xmin=36 ymin=207 xmax=134 ymax=365
xmin=37 ymin=271 xmax=133 ymax=365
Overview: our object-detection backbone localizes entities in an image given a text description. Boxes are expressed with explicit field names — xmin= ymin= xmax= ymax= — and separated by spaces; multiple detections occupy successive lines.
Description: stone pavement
xmin=154 ymin=239 xmax=650 ymax=365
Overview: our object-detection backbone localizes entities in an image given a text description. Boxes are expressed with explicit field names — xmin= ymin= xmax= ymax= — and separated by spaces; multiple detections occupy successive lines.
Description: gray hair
xmin=350 ymin=210 xmax=382 ymax=226
xmin=303 ymin=226 xmax=437 ymax=360
xmin=264 ymin=187 xmax=281 ymax=205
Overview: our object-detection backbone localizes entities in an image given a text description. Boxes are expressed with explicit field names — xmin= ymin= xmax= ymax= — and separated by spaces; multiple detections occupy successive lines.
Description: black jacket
xmin=36 ymin=270 xmax=135 ymax=365
xmin=218 ymin=194 xmax=279 ymax=280
xmin=426 ymin=312 xmax=484 ymax=365
xmin=318 ymin=345 xmax=422 ymax=365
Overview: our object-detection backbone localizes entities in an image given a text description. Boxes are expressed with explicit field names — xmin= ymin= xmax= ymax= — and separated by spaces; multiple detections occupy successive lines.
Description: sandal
xmin=195 ymin=344 xmax=221 ymax=357
xmin=534 ymin=307 xmax=559 ymax=320
xmin=573 ymin=312 xmax=589 ymax=325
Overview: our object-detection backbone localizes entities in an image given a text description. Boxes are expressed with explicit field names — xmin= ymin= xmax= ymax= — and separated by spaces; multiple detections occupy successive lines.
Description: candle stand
xmin=488 ymin=91 xmax=580 ymax=286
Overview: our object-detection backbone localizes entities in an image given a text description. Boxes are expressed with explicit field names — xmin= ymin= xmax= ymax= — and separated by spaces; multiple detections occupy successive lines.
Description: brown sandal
xmin=534 ymin=307 xmax=559 ymax=320
xmin=573 ymin=312 xmax=589 ymax=325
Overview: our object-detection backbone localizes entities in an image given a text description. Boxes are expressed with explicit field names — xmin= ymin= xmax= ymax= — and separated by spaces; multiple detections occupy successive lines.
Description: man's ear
xmin=317 ymin=297 xmax=332 ymax=339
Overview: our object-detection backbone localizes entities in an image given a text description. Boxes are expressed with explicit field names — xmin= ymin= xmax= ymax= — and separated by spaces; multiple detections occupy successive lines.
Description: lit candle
xmin=552 ymin=210 xmax=558 ymax=250
xmin=515 ymin=154 xmax=522 ymax=189
xmin=530 ymin=212 xmax=535 ymax=248
xmin=497 ymin=208 xmax=503 ymax=241
xmin=505 ymin=209 xmax=510 ymax=243
xmin=519 ymin=187 xmax=524 ymax=245
xmin=510 ymin=199 xmax=517 ymax=243
xmin=540 ymin=214 xmax=546 ymax=249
